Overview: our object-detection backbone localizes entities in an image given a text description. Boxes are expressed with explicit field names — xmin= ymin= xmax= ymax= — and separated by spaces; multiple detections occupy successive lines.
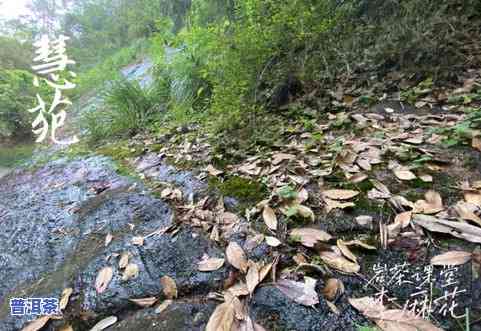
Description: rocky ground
xmin=2 ymin=62 xmax=481 ymax=331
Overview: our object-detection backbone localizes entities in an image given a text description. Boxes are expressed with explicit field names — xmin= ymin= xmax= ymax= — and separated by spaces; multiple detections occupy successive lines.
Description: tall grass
xmin=81 ymin=80 xmax=161 ymax=144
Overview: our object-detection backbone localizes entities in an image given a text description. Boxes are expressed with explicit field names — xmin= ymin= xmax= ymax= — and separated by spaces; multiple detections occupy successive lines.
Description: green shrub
xmin=0 ymin=69 xmax=38 ymax=141
xmin=81 ymin=79 xmax=161 ymax=143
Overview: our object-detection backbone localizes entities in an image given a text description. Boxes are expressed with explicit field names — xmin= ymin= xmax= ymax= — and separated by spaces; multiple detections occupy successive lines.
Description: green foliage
xmin=0 ymin=143 xmax=35 ymax=167
xmin=81 ymin=79 xmax=161 ymax=144
xmin=0 ymin=69 xmax=38 ymax=140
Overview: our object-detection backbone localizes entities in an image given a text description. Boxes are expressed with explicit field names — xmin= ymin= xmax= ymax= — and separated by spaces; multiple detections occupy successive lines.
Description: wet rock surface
xmin=0 ymin=156 xmax=225 ymax=330
xmin=251 ymin=286 xmax=368 ymax=331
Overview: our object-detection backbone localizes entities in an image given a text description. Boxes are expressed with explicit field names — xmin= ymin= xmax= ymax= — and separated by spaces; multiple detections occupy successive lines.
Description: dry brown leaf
xmin=275 ymin=277 xmax=319 ymax=306
xmin=412 ymin=214 xmax=481 ymax=243
xmin=129 ymin=297 xmax=158 ymax=307
xmin=454 ymin=201 xmax=481 ymax=225
xmin=131 ymin=236 xmax=144 ymax=246
xmin=343 ymin=240 xmax=376 ymax=250
xmin=297 ymin=205 xmax=315 ymax=221
xmin=226 ymin=241 xmax=248 ymax=273
xmin=394 ymin=211 xmax=412 ymax=228
xmin=262 ymin=206 xmax=277 ymax=231
xmin=415 ymin=191 xmax=443 ymax=214
xmin=259 ymin=261 xmax=273 ymax=283
xmin=324 ymin=198 xmax=355 ymax=213
xmin=323 ymin=189 xmax=359 ymax=200
xmin=206 ymin=301 xmax=235 ymax=331
xmin=155 ymin=299 xmax=173 ymax=314
xmin=122 ymin=263 xmax=139 ymax=281
xmin=95 ymin=266 xmax=113 ymax=293
xmin=322 ymin=278 xmax=345 ymax=301
xmin=336 ymin=239 xmax=358 ymax=262
xmin=349 ymin=297 xmax=442 ymax=331
xmin=119 ymin=252 xmax=129 ymax=269
xmin=355 ymin=215 xmax=373 ymax=227
xmin=89 ymin=316 xmax=118 ymax=331
xmin=105 ymin=233 xmax=113 ymax=247
xmin=290 ymin=228 xmax=332 ymax=247
xmin=464 ymin=191 xmax=481 ymax=207
xmin=198 ymin=257 xmax=225 ymax=272
xmin=21 ymin=316 xmax=51 ymax=331
xmin=419 ymin=174 xmax=433 ymax=183
xmin=206 ymin=164 xmax=223 ymax=176
xmin=59 ymin=287 xmax=73 ymax=310
xmin=59 ymin=325 xmax=73 ymax=331
xmin=246 ymin=261 xmax=260 ymax=294
xmin=431 ymin=251 xmax=472 ymax=266
xmin=349 ymin=173 xmax=368 ymax=183
xmin=393 ymin=168 xmax=416 ymax=181
xmin=272 ymin=153 xmax=296 ymax=165
xmin=160 ymin=275 xmax=178 ymax=299
xmin=319 ymin=250 xmax=360 ymax=273
xmin=472 ymin=136 xmax=481 ymax=151
xmin=265 ymin=236 xmax=281 ymax=247
xmin=227 ymin=282 xmax=250 ymax=297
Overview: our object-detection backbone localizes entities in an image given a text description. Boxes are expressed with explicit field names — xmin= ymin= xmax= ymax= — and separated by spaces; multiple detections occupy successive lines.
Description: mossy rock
xmin=209 ymin=176 xmax=268 ymax=211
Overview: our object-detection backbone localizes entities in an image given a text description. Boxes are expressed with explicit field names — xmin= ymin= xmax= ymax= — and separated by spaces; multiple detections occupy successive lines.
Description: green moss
xmin=354 ymin=196 xmax=392 ymax=215
xmin=209 ymin=176 xmax=268 ymax=210
xmin=96 ymin=141 xmax=144 ymax=161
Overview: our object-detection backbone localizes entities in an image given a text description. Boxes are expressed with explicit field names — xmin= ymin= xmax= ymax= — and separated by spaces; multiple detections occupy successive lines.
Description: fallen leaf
xmin=59 ymin=325 xmax=74 ymax=331
xmin=419 ymin=174 xmax=433 ymax=182
xmin=122 ymin=263 xmax=139 ymax=281
xmin=246 ymin=261 xmax=260 ymax=294
xmin=95 ymin=267 xmax=113 ymax=293
xmin=431 ymin=251 xmax=472 ymax=266
xmin=227 ymin=282 xmax=250 ymax=297
xmin=394 ymin=211 xmax=412 ymax=228
xmin=337 ymin=239 xmax=358 ymax=263
xmin=297 ymin=205 xmax=315 ymax=221
xmin=155 ymin=299 xmax=173 ymax=314
xmin=415 ymin=190 xmax=443 ymax=214
xmin=262 ymin=206 xmax=277 ymax=231
xmin=198 ymin=257 xmax=225 ymax=272
xmin=349 ymin=297 xmax=442 ymax=331
xmin=355 ymin=215 xmax=373 ymax=227
xmin=129 ymin=297 xmax=158 ymax=307
xmin=21 ymin=316 xmax=51 ymax=331
xmin=206 ymin=164 xmax=223 ymax=176
xmin=89 ymin=316 xmax=118 ymax=331
xmin=265 ymin=236 xmax=281 ymax=247
xmin=206 ymin=301 xmax=235 ymax=331
xmin=393 ymin=168 xmax=416 ymax=181
xmin=324 ymin=198 xmax=355 ymax=213
xmin=322 ymin=278 xmax=344 ymax=301
xmin=272 ymin=153 xmax=296 ymax=165
xmin=132 ymin=236 xmax=144 ymax=246
xmin=323 ymin=189 xmax=359 ymax=200
xmin=464 ymin=191 xmax=481 ymax=207
xmin=59 ymin=287 xmax=73 ymax=310
xmin=413 ymin=214 xmax=481 ymax=243
xmin=119 ymin=252 xmax=129 ymax=269
xmin=160 ymin=275 xmax=178 ymax=299
xmin=105 ymin=233 xmax=113 ymax=247
xmin=472 ymin=137 xmax=481 ymax=151
xmin=226 ymin=241 xmax=249 ymax=273
xmin=290 ymin=228 xmax=332 ymax=247
xmin=319 ymin=250 xmax=360 ymax=273
xmin=276 ymin=277 xmax=319 ymax=306
xmin=343 ymin=240 xmax=376 ymax=250
xmin=454 ymin=201 xmax=481 ymax=225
